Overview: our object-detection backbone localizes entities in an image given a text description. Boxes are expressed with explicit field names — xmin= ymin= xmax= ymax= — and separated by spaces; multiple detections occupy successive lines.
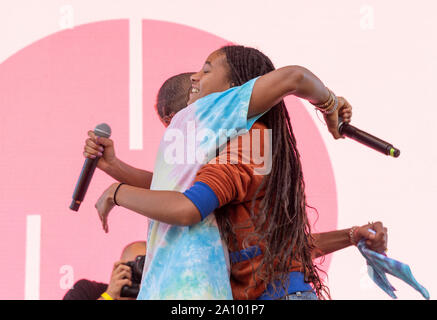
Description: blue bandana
xmin=357 ymin=239 xmax=430 ymax=299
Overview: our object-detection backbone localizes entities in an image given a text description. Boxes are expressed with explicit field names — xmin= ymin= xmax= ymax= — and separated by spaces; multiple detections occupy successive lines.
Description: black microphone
xmin=338 ymin=119 xmax=400 ymax=158
xmin=69 ymin=123 xmax=112 ymax=211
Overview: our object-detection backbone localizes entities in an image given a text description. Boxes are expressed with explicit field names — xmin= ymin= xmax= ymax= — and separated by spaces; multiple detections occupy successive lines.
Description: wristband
xmin=183 ymin=181 xmax=220 ymax=221
xmin=113 ymin=183 xmax=125 ymax=206
xmin=100 ymin=292 xmax=114 ymax=300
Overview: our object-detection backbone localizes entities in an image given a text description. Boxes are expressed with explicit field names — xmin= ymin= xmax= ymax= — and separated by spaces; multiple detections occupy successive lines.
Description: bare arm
xmin=312 ymin=222 xmax=389 ymax=259
xmin=97 ymin=183 xmax=201 ymax=231
xmin=312 ymin=229 xmax=352 ymax=259
xmin=105 ymin=158 xmax=153 ymax=189
xmin=248 ymin=65 xmax=355 ymax=139
xmin=248 ymin=65 xmax=330 ymax=118
xmin=116 ymin=185 xmax=200 ymax=226
xmin=84 ymin=131 xmax=153 ymax=189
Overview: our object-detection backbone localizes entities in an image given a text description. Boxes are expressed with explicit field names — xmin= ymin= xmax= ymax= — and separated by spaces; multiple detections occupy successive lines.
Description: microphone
xmin=338 ymin=119 xmax=400 ymax=158
xmin=69 ymin=123 xmax=112 ymax=211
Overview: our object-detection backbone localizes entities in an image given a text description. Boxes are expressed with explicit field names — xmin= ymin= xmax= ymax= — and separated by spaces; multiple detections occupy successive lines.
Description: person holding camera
xmin=63 ymin=241 xmax=146 ymax=300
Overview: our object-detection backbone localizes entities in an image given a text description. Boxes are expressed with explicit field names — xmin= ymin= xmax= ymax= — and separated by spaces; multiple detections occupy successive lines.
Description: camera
xmin=120 ymin=255 xmax=145 ymax=298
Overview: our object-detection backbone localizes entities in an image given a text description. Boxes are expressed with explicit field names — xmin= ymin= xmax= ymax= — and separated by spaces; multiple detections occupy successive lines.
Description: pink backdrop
xmin=0 ymin=19 xmax=336 ymax=299
xmin=1 ymin=0 xmax=435 ymax=300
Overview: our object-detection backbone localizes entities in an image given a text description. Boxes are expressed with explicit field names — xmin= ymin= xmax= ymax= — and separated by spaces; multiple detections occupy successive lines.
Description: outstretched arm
xmin=249 ymin=66 xmax=352 ymax=139
xmin=106 ymin=158 xmax=154 ymax=189
xmin=95 ymin=183 xmax=201 ymax=232
xmin=85 ymin=131 xmax=153 ymax=189
xmin=312 ymin=222 xmax=388 ymax=259
xmin=249 ymin=66 xmax=329 ymax=117
xmin=311 ymin=228 xmax=352 ymax=259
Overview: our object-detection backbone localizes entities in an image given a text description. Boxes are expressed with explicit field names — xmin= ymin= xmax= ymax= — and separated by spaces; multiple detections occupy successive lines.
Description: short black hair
xmin=155 ymin=72 xmax=194 ymax=125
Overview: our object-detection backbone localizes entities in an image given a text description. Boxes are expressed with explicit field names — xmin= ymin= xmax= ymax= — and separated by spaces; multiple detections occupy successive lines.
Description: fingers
xmin=323 ymin=114 xmax=342 ymax=140
xmin=374 ymin=222 xmax=388 ymax=252
xmin=369 ymin=221 xmax=384 ymax=244
xmin=119 ymin=278 xmax=132 ymax=288
xmin=365 ymin=221 xmax=388 ymax=253
xmin=107 ymin=264 xmax=133 ymax=299
xmin=113 ymin=261 xmax=123 ymax=271
xmin=356 ymin=226 xmax=373 ymax=243
xmin=86 ymin=138 xmax=104 ymax=152
xmin=112 ymin=264 xmax=133 ymax=288
xmin=338 ymin=97 xmax=352 ymax=123
xmin=113 ymin=264 xmax=133 ymax=281
xmin=88 ymin=130 xmax=113 ymax=147
xmin=84 ymin=131 xmax=113 ymax=159
xmin=85 ymin=131 xmax=104 ymax=159
xmin=371 ymin=221 xmax=384 ymax=238
xmin=327 ymin=127 xmax=341 ymax=140
xmin=84 ymin=141 xmax=103 ymax=159
xmin=323 ymin=96 xmax=353 ymax=140
xmin=339 ymin=109 xmax=352 ymax=122
xmin=96 ymin=204 xmax=109 ymax=233
xmin=102 ymin=213 xmax=108 ymax=233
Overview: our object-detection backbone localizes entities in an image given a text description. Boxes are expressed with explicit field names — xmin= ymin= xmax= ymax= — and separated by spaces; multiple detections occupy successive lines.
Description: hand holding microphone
xmin=322 ymin=96 xmax=353 ymax=139
xmin=317 ymin=91 xmax=400 ymax=157
xmin=83 ymin=127 xmax=117 ymax=172
xmin=70 ymin=123 xmax=113 ymax=211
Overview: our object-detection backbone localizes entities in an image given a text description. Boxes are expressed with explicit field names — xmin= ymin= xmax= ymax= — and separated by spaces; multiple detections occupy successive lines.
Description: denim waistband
xmin=229 ymin=246 xmax=313 ymax=300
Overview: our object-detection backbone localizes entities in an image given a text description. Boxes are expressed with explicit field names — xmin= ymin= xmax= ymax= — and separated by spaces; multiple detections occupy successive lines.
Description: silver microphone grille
xmin=94 ymin=123 xmax=111 ymax=138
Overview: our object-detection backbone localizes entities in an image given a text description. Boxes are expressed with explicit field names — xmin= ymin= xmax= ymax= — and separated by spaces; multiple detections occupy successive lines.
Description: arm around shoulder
xmin=248 ymin=65 xmax=330 ymax=118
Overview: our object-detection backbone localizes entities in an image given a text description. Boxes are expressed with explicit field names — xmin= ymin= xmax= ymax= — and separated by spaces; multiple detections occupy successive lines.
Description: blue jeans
xmin=282 ymin=291 xmax=318 ymax=300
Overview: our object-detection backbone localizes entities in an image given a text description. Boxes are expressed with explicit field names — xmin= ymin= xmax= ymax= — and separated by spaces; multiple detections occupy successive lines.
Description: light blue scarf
xmin=357 ymin=238 xmax=430 ymax=299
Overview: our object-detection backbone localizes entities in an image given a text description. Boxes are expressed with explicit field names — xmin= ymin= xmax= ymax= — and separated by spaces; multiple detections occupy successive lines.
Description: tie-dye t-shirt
xmin=136 ymin=77 xmax=261 ymax=300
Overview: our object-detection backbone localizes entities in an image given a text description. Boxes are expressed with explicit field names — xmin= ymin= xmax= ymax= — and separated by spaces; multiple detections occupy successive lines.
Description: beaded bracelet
xmin=349 ymin=226 xmax=359 ymax=246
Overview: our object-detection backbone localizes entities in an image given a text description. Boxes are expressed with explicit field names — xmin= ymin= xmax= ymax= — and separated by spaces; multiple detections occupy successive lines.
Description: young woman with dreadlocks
xmin=185 ymin=45 xmax=345 ymax=300
xmin=154 ymin=69 xmax=387 ymax=300
xmin=184 ymin=44 xmax=388 ymax=300
xmin=93 ymin=44 xmax=387 ymax=300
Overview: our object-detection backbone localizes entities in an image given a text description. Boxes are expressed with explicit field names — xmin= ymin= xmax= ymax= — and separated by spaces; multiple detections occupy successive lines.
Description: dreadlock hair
xmin=215 ymin=45 xmax=330 ymax=299
xmin=155 ymin=72 xmax=194 ymax=126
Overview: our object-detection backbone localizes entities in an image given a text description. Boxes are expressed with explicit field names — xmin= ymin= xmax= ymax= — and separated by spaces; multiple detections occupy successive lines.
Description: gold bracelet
xmin=322 ymin=92 xmax=338 ymax=115
xmin=313 ymin=88 xmax=333 ymax=109
xmin=349 ymin=226 xmax=359 ymax=246
xmin=314 ymin=88 xmax=339 ymax=114
xmin=100 ymin=292 xmax=114 ymax=300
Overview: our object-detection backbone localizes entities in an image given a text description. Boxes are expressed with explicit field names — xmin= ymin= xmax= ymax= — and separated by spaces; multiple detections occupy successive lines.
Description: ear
xmin=161 ymin=112 xmax=175 ymax=127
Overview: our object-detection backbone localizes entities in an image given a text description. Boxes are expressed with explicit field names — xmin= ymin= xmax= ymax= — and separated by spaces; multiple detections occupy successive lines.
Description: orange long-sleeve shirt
xmin=193 ymin=122 xmax=303 ymax=300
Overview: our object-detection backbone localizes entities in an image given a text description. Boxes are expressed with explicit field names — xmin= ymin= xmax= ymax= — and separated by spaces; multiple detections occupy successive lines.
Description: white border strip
xmin=24 ymin=215 xmax=41 ymax=300
xmin=129 ymin=18 xmax=143 ymax=150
